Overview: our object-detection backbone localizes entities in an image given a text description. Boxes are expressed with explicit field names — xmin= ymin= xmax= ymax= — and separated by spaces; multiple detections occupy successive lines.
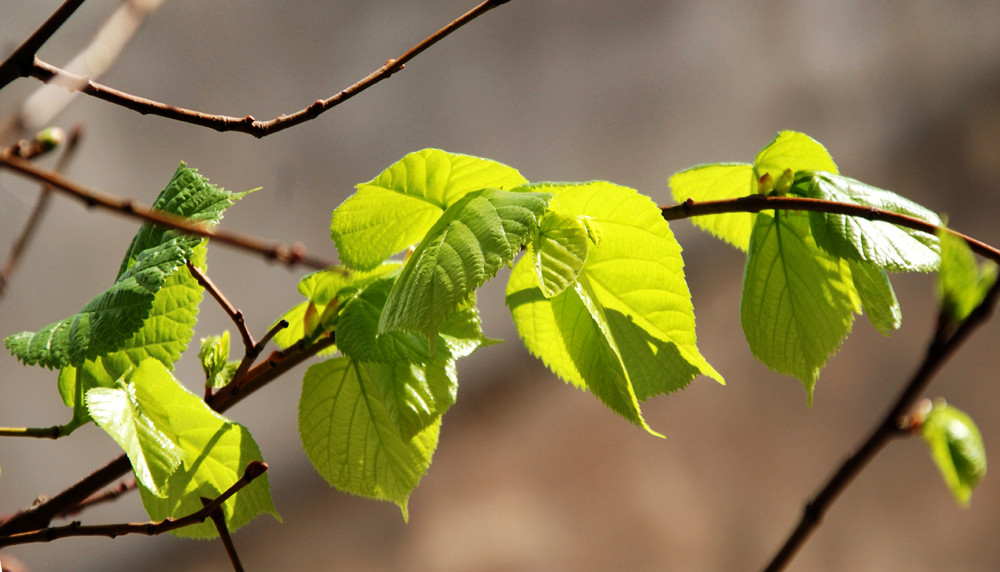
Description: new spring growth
xmin=757 ymin=168 xmax=795 ymax=196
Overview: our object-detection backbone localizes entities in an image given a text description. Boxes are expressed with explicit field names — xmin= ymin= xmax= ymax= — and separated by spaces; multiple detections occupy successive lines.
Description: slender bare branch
xmin=202 ymin=496 xmax=245 ymax=572
xmin=187 ymin=261 xmax=256 ymax=352
xmin=0 ymin=151 xmax=334 ymax=269
xmin=0 ymin=462 xmax=267 ymax=548
xmin=763 ymin=278 xmax=1000 ymax=571
xmin=61 ymin=480 xmax=136 ymax=518
xmin=662 ymin=195 xmax=1000 ymax=265
xmin=26 ymin=0 xmax=512 ymax=138
xmin=1 ymin=125 xmax=82 ymax=298
xmin=0 ymin=0 xmax=87 ymax=90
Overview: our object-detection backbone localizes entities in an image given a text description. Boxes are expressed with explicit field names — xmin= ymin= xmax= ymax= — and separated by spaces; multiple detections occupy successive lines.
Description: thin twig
xmin=186 ymin=261 xmax=256 ymax=352
xmin=0 ymin=461 xmax=267 ymax=548
xmin=0 ymin=453 xmax=132 ymax=535
xmin=202 ymin=497 xmax=245 ymax=572
xmin=223 ymin=319 xmax=290 ymax=398
xmin=26 ymin=0 xmax=512 ymax=138
xmin=0 ymin=151 xmax=334 ymax=269
xmin=60 ymin=479 xmax=136 ymax=518
xmin=0 ymin=0 xmax=87 ymax=90
xmin=662 ymin=195 xmax=1000 ymax=265
xmin=763 ymin=278 xmax=1000 ymax=571
xmin=0 ymin=125 xmax=82 ymax=298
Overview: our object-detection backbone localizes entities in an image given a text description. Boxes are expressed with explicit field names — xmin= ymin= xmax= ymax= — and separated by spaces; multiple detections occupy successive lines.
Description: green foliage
xmin=198 ymin=331 xmax=239 ymax=389
xmin=299 ymin=357 xmax=440 ymax=520
xmin=921 ymin=402 xmax=987 ymax=506
xmin=507 ymin=181 xmax=722 ymax=435
xmin=86 ymin=363 xmax=184 ymax=498
xmin=131 ymin=359 xmax=277 ymax=538
xmin=937 ymin=229 xmax=997 ymax=323
xmin=671 ymin=131 xmax=942 ymax=400
xmin=5 ymin=163 xmax=245 ymax=370
xmin=379 ymin=188 xmax=551 ymax=341
xmin=331 ymin=149 xmax=528 ymax=270
xmin=7 ymin=132 xmax=989 ymax=541
xmin=796 ymin=172 xmax=941 ymax=272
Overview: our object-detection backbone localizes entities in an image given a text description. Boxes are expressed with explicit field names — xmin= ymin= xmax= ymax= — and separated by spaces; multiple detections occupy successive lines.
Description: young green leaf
xmin=337 ymin=277 xmax=490 ymax=364
xmin=848 ymin=260 xmax=902 ymax=335
xmin=668 ymin=131 xmax=839 ymax=251
xmin=379 ymin=188 xmax=551 ymax=341
xmin=752 ymin=131 xmax=839 ymax=185
xmin=6 ymin=163 xmax=244 ymax=370
xmin=134 ymin=359 xmax=277 ymax=538
xmin=271 ymin=263 xmax=401 ymax=352
xmin=85 ymin=366 xmax=184 ymax=498
xmin=669 ymin=163 xmax=755 ymax=250
xmin=796 ymin=171 xmax=941 ymax=272
xmin=921 ymin=402 xmax=987 ymax=506
xmin=335 ymin=277 xmax=491 ymax=439
xmin=507 ymin=181 xmax=722 ymax=434
xmin=331 ymin=149 xmax=528 ymax=270
xmin=937 ymin=229 xmax=998 ymax=324
xmin=741 ymin=212 xmax=858 ymax=401
xmin=531 ymin=211 xmax=591 ymax=298
xmin=5 ymin=237 xmax=196 ymax=369
xmin=198 ymin=331 xmax=239 ymax=389
xmin=57 ymin=241 xmax=207 ymax=429
xmin=299 ymin=357 xmax=440 ymax=520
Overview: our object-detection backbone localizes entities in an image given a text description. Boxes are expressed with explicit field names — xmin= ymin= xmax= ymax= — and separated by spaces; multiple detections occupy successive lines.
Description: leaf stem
xmin=26 ymin=0 xmax=512 ymax=138
xmin=662 ymin=195 xmax=1000 ymax=265
xmin=0 ymin=425 xmax=63 ymax=439
xmin=0 ymin=151 xmax=334 ymax=269
xmin=762 ymin=278 xmax=1000 ymax=571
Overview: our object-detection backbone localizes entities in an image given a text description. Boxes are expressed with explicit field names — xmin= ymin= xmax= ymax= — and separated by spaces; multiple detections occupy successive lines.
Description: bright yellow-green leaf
xmin=669 ymin=163 xmax=755 ymax=250
xmin=380 ymin=188 xmax=551 ymax=341
xmin=331 ymin=149 xmax=528 ymax=270
xmin=753 ymin=130 xmax=839 ymax=185
xmin=922 ymin=402 xmax=987 ymax=506
xmin=741 ymin=212 xmax=858 ymax=402
xmin=135 ymin=359 xmax=277 ymax=538
xmin=299 ymin=357 xmax=440 ymax=520
xmin=507 ymin=181 xmax=722 ymax=435
xmin=937 ymin=229 xmax=998 ymax=323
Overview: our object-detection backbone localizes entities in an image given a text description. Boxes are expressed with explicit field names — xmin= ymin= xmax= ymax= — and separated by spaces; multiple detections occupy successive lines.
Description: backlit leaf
xmin=380 ymin=188 xmax=551 ymax=340
xmin=299 ymin=357 xmax=439 ymax=519
xmin=331 ymin=149 xmax=528 ymax=270
xmin=741 ymin=212 xmax=858 ymax=401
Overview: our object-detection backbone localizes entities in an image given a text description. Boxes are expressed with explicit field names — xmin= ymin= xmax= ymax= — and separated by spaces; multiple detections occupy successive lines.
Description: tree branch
xmin=762 ymin=277 xmax=1000 ymax=571
xmin=0 ymin=461 xmax=267 ymax=548
xmin=662 ymin=195 xmax=1000 ymax=265
xmin=186 ymin=261 xmax=256 ymax=353
xmin=0 ymin=151 xmax=334 ymax=269
xmin=27 ymin=0 xmax=512 ymax=138
xmin=0 ymin=125 xmax=82 ymax=299
xmin=0 ymin=0 xmax=87 ymax=90
xmin=201 ymin=496 xmax=245 ymax=572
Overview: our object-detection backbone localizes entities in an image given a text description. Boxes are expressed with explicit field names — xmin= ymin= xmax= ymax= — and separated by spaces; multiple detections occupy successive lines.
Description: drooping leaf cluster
xmin=670 ymin=131 xmax=943 ymax=401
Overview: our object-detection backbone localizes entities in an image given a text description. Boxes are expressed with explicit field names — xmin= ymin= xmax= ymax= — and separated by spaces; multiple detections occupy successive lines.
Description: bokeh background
xmin=2 ymin=1 xmax=1000 ymax=570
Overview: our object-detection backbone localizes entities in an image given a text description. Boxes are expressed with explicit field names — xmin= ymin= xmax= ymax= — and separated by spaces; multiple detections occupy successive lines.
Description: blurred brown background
xmin=2 ymin=1 xmax=1000 ymax=570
